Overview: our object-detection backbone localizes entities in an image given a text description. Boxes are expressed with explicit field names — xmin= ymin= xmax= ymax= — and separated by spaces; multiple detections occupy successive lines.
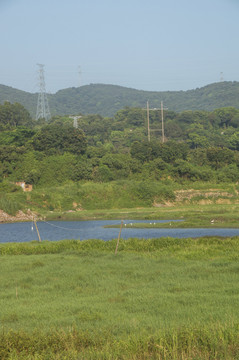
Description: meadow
xmin=0 ymin=237 xmax=239 ymax=359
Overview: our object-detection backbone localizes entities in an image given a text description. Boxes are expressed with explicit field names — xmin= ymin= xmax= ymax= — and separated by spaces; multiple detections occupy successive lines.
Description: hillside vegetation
xmin=1 ymin=81 xmax=239 ymax=117
xmin=1 ymin=98 xmax=239 ymax=220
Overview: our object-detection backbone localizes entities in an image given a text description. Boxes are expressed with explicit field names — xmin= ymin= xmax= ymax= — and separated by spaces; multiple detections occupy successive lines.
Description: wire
xmin=39 ymin=220 xmax=82 ymax=231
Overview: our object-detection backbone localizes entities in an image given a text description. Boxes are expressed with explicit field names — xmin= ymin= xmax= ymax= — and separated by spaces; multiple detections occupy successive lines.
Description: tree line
xmin=1 ymin=101 xmax=239 ymax=185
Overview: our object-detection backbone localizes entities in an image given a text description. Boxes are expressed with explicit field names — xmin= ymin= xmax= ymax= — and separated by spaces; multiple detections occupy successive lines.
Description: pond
xmin=1 ymin=220 xmax=239 ymax=243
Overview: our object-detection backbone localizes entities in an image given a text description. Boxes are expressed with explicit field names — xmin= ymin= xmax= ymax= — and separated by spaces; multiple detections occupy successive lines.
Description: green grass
xmin=0 ymin=237 xmax=239 ymax=358
xmin=1 ymin=179 xmax=239 ymax=218
xmin=58 ymin=202 xmax=239 ymax=229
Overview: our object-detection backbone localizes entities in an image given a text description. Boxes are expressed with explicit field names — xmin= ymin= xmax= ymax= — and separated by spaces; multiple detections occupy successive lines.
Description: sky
xmin=0 ymin=0 xmax=238 ymax=93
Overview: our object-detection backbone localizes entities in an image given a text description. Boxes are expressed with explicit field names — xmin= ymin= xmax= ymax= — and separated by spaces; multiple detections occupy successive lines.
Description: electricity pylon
xmin=36 ymin=64 xmax=51 ymax=121
xmin=69 ymin=115 xmax=82 ymax=128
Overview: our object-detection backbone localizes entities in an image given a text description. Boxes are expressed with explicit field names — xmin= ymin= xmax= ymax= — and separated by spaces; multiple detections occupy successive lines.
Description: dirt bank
xmin=0 ymin=210 xmax=33 ymax=223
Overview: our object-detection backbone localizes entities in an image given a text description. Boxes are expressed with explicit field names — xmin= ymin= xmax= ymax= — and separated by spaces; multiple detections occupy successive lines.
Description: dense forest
xmin=1 ymin=81 xmax=239 ymax=117
xmin=1 ymin=101 xmax=239 ymax=190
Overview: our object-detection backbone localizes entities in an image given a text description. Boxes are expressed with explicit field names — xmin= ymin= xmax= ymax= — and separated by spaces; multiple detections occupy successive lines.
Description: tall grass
xmin=0 ymin=237 xmax=239 ymax=358
xmin=30 ymin=180 xmax=176 ymax=211
xmin=0 ymin=236 xmax=239 ymax=258
xmin=1 ymin=323 xmax=239 ymax=359
xmin=0 ymin=195 xmax=23 ymax=215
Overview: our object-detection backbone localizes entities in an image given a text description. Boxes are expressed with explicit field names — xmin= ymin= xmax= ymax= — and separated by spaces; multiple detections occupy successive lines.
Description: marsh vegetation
xmin=0 ymin=237 xmax=239 ymax=358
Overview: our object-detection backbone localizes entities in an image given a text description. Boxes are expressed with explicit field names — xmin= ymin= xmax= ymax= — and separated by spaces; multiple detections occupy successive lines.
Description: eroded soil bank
xmin=0 ymin=210 xmax=33 ymax=223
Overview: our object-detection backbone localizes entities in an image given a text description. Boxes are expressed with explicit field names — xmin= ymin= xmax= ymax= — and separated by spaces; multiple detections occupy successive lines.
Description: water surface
xmin=1 ymin=220 xmax=239 ymax=243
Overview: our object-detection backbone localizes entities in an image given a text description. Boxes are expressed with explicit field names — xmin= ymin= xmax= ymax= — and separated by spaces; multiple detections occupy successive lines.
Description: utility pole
xmin=144 ymin=102 xmax=167 ymax=143
xmin=161 ymin=101 xmax=165 ymax=143
xmin=36 ymin=64 xmax=51 ymax=121
xmin=147 ymin=101 xmax=150 ymax=142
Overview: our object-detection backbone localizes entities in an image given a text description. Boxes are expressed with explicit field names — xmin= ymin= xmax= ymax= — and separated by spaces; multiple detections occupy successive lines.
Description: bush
xmin=0 ymin=195 xmax=23 ymax=215
xmin=217 ymin=164 xmax=239 ymax=182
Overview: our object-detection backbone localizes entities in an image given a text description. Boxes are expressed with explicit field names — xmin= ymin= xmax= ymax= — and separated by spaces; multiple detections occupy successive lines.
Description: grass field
xmin=48 ymin=202 xmax=239 ymax=230
xmin=1 ymin=237 xmax=239 ymax=359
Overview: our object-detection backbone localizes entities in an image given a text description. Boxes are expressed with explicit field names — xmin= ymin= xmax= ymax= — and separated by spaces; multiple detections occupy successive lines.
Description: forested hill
xmin=0 ymin=85 xmax=38 ymax=117
xmin=1 ymin=81 xmax=239 ymax=117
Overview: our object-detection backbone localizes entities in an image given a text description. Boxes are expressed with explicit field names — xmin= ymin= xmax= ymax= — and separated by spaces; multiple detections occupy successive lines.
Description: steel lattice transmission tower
xmin=36 ymin=64 xmax=51 ymax=121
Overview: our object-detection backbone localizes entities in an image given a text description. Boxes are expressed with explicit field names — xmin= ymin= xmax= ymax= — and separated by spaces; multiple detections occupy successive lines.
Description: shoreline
xmin=2 ymin=203 xmax=239 ymax=229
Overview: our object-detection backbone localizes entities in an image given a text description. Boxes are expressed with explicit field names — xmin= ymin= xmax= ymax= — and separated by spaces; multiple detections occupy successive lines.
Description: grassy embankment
xmin=0 ymin=237 xmax=239 ymax=359
xmin=1 ymin=180 xmax=239 ymax=227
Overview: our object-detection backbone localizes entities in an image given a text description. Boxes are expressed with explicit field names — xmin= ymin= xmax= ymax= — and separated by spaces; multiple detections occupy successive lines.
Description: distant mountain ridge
xmin=1 ymin=81 xmax=239 ymax=118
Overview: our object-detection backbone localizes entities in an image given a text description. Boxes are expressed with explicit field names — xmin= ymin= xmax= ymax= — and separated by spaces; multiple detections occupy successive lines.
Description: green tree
xmin=217 ymin=164 xmax=239 ymax=182
xmin=0 ymin=102 xmax=33 ymax=130
xmin=37 ymin=153 xmax=78 ymax=185
xmin=13 ymin=152 xmax=41 ymax=184
xmin=187 ymin=133 xmax=210 ymax=149
xmin=79 ymin=114 xmax=112 ymax=144
xmin=0 ymin=127 xmax=35 ymax=147
xmin=210 ymin=107 xmax=238 ymax=128
xmin=173 ymin=159 xmax=213 ymax=181
xmin=165 ymin=120 xmax=183 ymax=139
xmin=228 ymin=132 xmax=239 ymax=150
xmin=100 ymin=153 xmax=132 ymax=179
xmin=93 ymin=165 xmax=114 ymax=182
xmin=71 ymin=160 xmax=93 ymax=181
xmin=32 ymin=124 xmax=87 ymax=155
xmin=159 ymin=141 xmax=189 ymax=163
xmin=206 ymin=147 xmax=235 ymax=169
xmin=0 ymin=145 xmax=27 ymax=177
xmin=114 ymin=107 xmax=145 ymax=127
xmin=130 ymin=141 xmax=153 ymax=162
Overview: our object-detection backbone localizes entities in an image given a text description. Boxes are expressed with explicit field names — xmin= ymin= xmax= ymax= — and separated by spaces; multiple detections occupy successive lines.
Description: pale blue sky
xmin=0 ymin=0 xmax=238 ymax=93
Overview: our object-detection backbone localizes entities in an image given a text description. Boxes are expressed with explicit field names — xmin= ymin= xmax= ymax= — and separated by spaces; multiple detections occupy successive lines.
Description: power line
xmin=40 ymin=219 xmax=83 ymax=231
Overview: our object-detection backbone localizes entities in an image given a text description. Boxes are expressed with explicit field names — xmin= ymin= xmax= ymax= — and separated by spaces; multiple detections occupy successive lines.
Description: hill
xmin=1 ymin=81 xmax=239 ymax=117
xmin=0 ymin=84 xmax=38 ymax=117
